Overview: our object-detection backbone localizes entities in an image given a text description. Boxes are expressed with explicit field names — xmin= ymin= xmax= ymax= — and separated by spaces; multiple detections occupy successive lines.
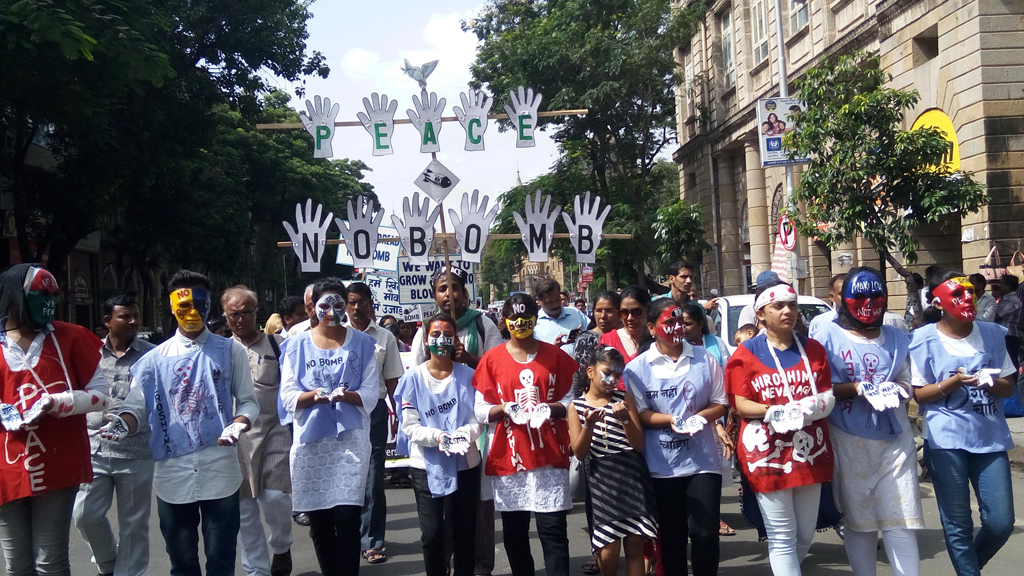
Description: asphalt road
xmin=26 ymin=469 xmax=1024 ymax=575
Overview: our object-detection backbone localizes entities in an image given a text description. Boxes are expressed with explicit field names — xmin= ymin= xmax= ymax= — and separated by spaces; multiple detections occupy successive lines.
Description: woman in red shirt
xmin=600 ymin=286 xmax=650 ymax=364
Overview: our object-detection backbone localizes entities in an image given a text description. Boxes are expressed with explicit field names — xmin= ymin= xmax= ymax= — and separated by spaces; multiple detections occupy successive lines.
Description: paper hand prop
xmin=357 ymin=93 xmax=399 ymax=156
xmin=0 ymin=404 xmax=22 ymax=432
xmin=218 ymin=422 xmax=247 ymax=446
xmin=407 ymin=90 xmax=446 ymax=154
xmin=283 ymin=199 xmax=335 ymax=273
xmin=513 ymin=191 xmax=561 ymax=263
xmin=99 ymin=414 xmax=131 ymax=442
xmin=561 ymin=191 xmax=611 ymax=265
xmin=504 ymin=86 xmax=542 ymax=148
xmin=671 ymin=414 xmax=707 ymax=436
xmin=448 ymin=190 xmax=499 ymax=264
xmin=314 ymin=387 xmax=348 ymax=403
xmin=391 ymin=192 xmax=441 ymax=266
xmin=503 ymin=402 xmax=529 ymax=425
xmin=858 ymin=381 xmax=908 ymax=411
xmin=972 ymin=369 xmax=1001 ymax=388
xmin=21 ymin=397 xmax=50 ymax=427
xmin=300 ymin=96 xmax=340 ymax=158
xmin=440 ymin=431 xmax=472 ymax=456
xmin=765 ymin=403 xmax=806 ymax=435
xmin=453 ymin=89 xmax=492 ymax=151
xmin=335 ymin=196 xmax=385 ymax=269
xmin=529 ymin=402 xmax=552 ymax=429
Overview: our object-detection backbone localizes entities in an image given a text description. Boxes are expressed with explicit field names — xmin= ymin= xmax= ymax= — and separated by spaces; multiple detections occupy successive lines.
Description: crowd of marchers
xmin=0 ymin=259 xmax=1015 ymax=576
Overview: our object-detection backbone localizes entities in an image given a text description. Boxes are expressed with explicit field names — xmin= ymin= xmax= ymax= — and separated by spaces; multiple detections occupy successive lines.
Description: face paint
xmin=506 ymin=316 xmax=536 ymax=339
xmin=842 ymin=270 xmax=887 ymax=328
xmin=170 ymin=287 xmax=211 ymax=332
xmin=655 ymin=306 xmax=686 ymax=344
xmin=315 ymin=293 xmax=347 ymax=327
xmin=599 ymin=366 xmax=623 ymax=391
xmin=427 ymin=321 xmax=455 ymax=356
xmin=933 ymin=277 xmax=977 ymax=322
xmin=22 ymin=267 xmax=58 ymax=328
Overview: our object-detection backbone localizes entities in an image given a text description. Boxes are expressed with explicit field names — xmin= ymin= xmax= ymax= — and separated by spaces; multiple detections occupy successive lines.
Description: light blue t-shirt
xmin=534 ymin=306 xmax=590 ymax=356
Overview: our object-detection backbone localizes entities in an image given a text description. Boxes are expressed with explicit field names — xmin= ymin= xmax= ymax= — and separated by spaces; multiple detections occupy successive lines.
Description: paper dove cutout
xmin=561 ymin=192 xmax=611 ymax=264
xmin=334 ymin=196 xmax=385 ymax=269
xmin=414 ymin=158 xmax=460 ymax=204
xmin=513 ymin=191 xmax=561 ymax=263
xmin=401 ymin=59 xmax=439 ymax=89
xmin=391 ymin=192 xmax=441 ymax=265
xmin=448 ymin=190 xmax=499 ymax=264
xmin=504 ymin=87 xmax=542 ymax=148
xmin=283 ymin=199 xmax=335 ymax=273
xmin=299 ymin=96 xmax=340 ymax=158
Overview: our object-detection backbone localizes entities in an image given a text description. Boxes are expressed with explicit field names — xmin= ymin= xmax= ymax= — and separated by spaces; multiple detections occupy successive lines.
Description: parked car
xmin=705 ymin=293 xmax=830 ymax=355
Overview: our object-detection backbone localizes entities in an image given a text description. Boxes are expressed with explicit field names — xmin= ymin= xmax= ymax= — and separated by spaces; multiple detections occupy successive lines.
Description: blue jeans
xmin=360 ymin=400 xmax=388 ymax=551
xmin=924 ymin=445 xmax=1014 ymax=576
xmin=157 ymin=491 xmax=240 ymax=576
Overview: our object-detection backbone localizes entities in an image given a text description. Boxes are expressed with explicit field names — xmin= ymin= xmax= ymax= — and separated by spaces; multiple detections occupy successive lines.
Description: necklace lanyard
xmin=20 ymin=331 xmax=73 ymax=402
xmin=764 ymin=333 xmax=817 ymax=402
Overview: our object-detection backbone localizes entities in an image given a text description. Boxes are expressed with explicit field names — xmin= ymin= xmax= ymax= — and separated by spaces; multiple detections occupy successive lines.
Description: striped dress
xmin=573 ymin=391 xmax=659 ymax=549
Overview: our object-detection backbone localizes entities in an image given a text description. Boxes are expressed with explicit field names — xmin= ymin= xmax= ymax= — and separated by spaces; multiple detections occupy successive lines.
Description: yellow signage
xmin=911 ymin=109 xmax=960 ymax=171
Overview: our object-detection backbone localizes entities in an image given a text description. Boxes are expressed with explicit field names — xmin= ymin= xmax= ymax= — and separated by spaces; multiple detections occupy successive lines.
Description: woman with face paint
xmin=621 ymin=298 xmax=729 ymax=576
xmin=600 ymin=286 xmax=650 ymax=364
xmin=567 ymin=346 xmax=656 ymax=576
xmin=0 ymin=264 xmax=109 ymax=575
xmin=815 ymin=267 xmax=923 ymax=576
xmin=909 ymin=270 xmax=1016 ymax=576
xmin=472 ymin=293 xmax=578 ymax=576
xmin=394 ymin=312 xmax=482 ymax=576
xmin=724 ymin=281 xmax=835 ymax=576
xmin=278 ymin=278 xmax=381 ymax=575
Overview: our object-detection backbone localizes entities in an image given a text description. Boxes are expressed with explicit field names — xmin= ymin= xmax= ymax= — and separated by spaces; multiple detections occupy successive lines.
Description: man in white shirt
xmin=107 ymin=270 xmax=259 ymax=576
xmin=277 ymin=295 xmax=308 ymax=337
xmin=532 ymin=278 xmax=589 ymax=355
xmin=345 ymin=283 xmax=405 ymax=564
xmin=808 ymin=273 xmax=846 ymax=338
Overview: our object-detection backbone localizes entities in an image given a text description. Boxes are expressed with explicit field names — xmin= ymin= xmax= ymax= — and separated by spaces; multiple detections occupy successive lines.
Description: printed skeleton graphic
xmin=170 ymin=358 xmax=210 ymax=449
xmin=513 ymin=369 xmax=545 ymax=449
xmin=742 ymin=419 xmax=826 ymax=472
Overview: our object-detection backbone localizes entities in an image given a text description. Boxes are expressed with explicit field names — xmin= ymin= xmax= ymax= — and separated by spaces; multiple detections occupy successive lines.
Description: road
xmin=27 ymin=469 xmax=1024 ymax=575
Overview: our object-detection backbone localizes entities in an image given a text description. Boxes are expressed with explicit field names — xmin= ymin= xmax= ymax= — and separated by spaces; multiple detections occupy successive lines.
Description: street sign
xmin=756 ymin=97 xmax=809 ymax=167
xmin=778 ymin=214 xmax=797 ymax=252
xmin=580 ymin=265 xmax=594 ymax=283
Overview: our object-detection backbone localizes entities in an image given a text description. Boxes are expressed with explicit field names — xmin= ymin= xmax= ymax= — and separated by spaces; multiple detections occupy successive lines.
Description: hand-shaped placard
xmin=453 ymin=89 xmax=492 ymax=151
xmin=356 ymin=93 xmax=398 ymax=156
xmin=513 ymin=191 xmax=561 ymax=263
xmin=448 ymin=190 xmax=498 ymax=264
xmin=300 ymin=96 xmax=340 ymax=158
xmin=283 ymin=199 xmax=335 ymax=273
xmin=335 ymin=196 xmax=385 ymax=269
xmin=561 ymin=192 xmax=611 ymax=264
xmin=407 ymin=90 xmax=446 ymax=153
xmin=391 ymin=192 xmax=441 ymax=265
xmin=504 ymin=86 xmax=542 ymax=148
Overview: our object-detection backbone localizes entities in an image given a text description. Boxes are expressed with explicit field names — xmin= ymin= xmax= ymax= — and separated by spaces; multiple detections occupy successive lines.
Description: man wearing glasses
xmin=222 ymin=286 xmax=294 ymax=576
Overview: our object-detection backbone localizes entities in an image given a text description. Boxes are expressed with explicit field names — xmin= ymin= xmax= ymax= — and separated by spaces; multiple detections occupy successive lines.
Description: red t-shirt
xmin=0 ymin=322 xmax=101 ymax=504
xmin=725 ymin=334 xmax=833 ymax=493
xmin=473 ymin=342 xmax=576 ymax=476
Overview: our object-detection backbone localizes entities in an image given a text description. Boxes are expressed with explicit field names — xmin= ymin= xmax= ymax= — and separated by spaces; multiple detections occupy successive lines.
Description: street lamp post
xmin=774 ymin=0 xmax=801 ymax=285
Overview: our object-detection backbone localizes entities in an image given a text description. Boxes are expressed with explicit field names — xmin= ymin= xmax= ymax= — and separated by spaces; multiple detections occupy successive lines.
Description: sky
xmin=269 ymin=0 xmax=561 ymax=219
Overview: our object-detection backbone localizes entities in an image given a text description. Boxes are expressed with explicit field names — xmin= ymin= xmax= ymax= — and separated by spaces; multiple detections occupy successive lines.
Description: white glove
xmin=448 ymin=190 xmax=499 ymax=264
xmin=513 ymin=191 xmax=561 ymax=263
xmin=356 ymin=92 xmax=398 ymax=156
xmin=300 ymin=95 xmax=340 ymax=158
xmin=218 ymin=422 xmax=247 ymax=446
xmin=335 ymin=196 xmax=385 ymax=269
xmin=453 ymin=88 xmax=492 ymax=151
xmin=765 ymin=404 xmax=805 ymax=435
xmin=671 ymin=414 xmax=707 ymax=436
xmin=407 ymin=90 xmax=446 ymax=153
xmin=503 ymin=402 xmax=529 ymax=425
xmin=503 ymin=86 xmax=542 ymax=148
xmin=283 ymin=199 xmax=335 ymax=273
xmin=561 ymin=192 xmax=611 ymax=265
xmin=391 ymin=192 xmax=441 ymax=265
xmin=21 ymin=396 xmax=51 ymax=427
xmin=0 ymin=403 xmax=23 ymax=432
xmin=529 ymin=403 xmax=552 ymax=429
xmin=99 ymin=414 xmax=131 ymax=442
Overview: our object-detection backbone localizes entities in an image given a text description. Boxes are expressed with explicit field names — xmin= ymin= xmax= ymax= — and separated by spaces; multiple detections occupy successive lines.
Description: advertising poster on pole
xmin=756 ymin=97 xmax=809 ymax=167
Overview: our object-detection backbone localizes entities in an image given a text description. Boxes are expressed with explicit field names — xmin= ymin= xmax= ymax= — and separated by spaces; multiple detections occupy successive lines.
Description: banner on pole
xmin=345 ymin=275 xmax=403 ymax=318
xmin=756 ymin=97 xmax=809 ymax=167
xmin=398 ymin=255 xmax=477 ymax=305
xmin=336 ymin=225 xmax=400 ymax=271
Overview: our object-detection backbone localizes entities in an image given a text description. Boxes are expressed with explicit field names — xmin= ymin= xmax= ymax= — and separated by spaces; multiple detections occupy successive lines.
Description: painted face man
xmin=170 ymin=287 xmax=211 ymax=334
xmin=932 ymin=276 xmax=977 ymax=323
xmin=506 ymin=302 xmax=537 ymax=340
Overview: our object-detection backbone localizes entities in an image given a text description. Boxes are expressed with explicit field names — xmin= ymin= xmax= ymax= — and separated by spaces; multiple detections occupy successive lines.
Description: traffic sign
xmin=778 ymin=214 xmax=797 ymax=252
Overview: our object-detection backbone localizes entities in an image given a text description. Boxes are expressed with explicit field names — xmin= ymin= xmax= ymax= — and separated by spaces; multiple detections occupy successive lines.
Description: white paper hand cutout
xmin=504 ymin=86 xmax=542 ymax=148
xmin=391 ymin=192 xmax=441 ymax=265
xmin=513 ymin=191 xmax=561 ymax=263
xmin=407 ymin=90 xmax=446 ymax=153
xmin=356 ymin=93 xmax=399 ymax=156
xmin=503 ymin=402 xmax=529 ymax=425
xmin=561 ymin=191 xmax=611 ymax=264
xmin=283 ymin=199 xmax=335 ymax=273
xmin=0 ymin=404 xmax=22 ymax=432
xmin=529 ymin=402 xmax=552 ymax=429
xmin=453 ymin=89 xmax=492 ymax=151
xmin=974 ymin=369 xmax=1000 ymax=388
xmin=858 ymin=381 xmax=909 ymax=411
xmin=440 ymin=431 xmax=472 ymax=456
xmin=218 ymin=422 xmax=247 ymax=446
xmin=300 ymin=96 xmax=340 ymax=158
xmin=335 ymin=196 xmax=385 ymax=269
xmin=765 ymin=404 xmax=805 ymax=435
xmin=21 ymin=397 xmax=49 ymax=427
xmin=448 ymin=190 xmax=498 ymax=264
xmin=671 ymin=414 xmax=707 ymax=436
xmin=99 ymin=414 xmax=130 ymax=442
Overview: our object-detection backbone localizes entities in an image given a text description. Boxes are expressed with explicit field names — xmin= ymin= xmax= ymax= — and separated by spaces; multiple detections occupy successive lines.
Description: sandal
xmin=363 ymin=548 xmax=387 ymax=564
xmin=719 ymin=520 xmax=736 ymax=536
xmin=581 ymin=554 xmax=600 ymax=575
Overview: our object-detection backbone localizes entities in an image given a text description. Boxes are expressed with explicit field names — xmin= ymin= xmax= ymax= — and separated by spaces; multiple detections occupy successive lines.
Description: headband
xmin=430 ymin=265 xmax=469 ymax=289
xmin=754 ymin=284 xmax=797 ymax=311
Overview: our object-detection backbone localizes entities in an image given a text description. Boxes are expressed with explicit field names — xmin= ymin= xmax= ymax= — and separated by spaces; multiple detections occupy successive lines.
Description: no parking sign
xmin=778 ymin=214 xmax=797 ymax=252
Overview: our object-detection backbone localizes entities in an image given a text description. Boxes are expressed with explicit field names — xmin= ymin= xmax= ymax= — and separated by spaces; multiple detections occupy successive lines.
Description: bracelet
xmin=582 ymin=423 xmax=590 ymax=430
xmin=938 ymin=383 xmax=947 ymax=396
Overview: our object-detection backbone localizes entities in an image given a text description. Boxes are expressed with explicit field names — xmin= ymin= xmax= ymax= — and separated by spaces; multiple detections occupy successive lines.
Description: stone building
xmin=673 ymin=0 xmax=1024 ymax=309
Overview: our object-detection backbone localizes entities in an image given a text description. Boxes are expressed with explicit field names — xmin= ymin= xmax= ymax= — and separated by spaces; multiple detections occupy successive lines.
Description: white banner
xmin=336 ymin=225 xmax=400 ymax=271
xmin=398 ymin=255 xmax=476 ymax=305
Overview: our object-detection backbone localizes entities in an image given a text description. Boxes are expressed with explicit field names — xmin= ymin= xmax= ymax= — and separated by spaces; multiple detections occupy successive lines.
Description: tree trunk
xmin=881 ymin=249 xmax=922 ymax=320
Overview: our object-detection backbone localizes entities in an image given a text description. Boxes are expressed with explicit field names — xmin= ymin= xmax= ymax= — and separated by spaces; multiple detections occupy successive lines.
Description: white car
xmin=705 ymin=293 xmax=831 ymax=355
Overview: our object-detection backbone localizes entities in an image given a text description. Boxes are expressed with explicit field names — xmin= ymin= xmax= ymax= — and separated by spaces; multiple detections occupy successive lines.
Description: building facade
xmin=673 ymin=0 xmax=1024 ymax=309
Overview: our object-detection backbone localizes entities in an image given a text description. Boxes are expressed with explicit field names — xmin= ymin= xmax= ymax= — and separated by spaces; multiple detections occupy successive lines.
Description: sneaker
xmin=271 ymin=549 xmax=292 ymax=576
xmin=293 ymin=512 xmax=311 ymax=527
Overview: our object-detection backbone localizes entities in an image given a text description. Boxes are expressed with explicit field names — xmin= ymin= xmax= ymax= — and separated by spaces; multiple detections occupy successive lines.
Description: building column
xmin=717 ymin=155 xmax=745 ymax=294
xmin=744 ymin=138 xmax=771 ymax=279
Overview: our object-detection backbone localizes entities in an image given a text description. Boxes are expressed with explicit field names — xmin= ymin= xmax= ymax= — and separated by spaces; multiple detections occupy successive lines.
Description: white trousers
xmin=237 ymin=489 xmax=294 ymax=576
xmin=844 ymin=528 xmax=921 ymax=576
xmin=755 ymin=483 xmax=821 ymax=576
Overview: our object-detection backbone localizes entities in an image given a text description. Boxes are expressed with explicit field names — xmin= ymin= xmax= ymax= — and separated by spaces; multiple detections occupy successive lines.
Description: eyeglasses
xmin=620 ymin=307 xmax=644 ymax=318
xmin=226 ymin=310 xmax=256 ymax=320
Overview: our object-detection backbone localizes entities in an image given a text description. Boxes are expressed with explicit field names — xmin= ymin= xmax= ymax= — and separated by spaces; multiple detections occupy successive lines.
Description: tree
xmin=465 ymin=0 xmax=705 ymax=288
xmin=784 ymin=50 xmax=986 ymax=315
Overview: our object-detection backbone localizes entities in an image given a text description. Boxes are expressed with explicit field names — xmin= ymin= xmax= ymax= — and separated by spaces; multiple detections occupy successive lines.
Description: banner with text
xmin=398 ymin=255 xmax=477 ymax=305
